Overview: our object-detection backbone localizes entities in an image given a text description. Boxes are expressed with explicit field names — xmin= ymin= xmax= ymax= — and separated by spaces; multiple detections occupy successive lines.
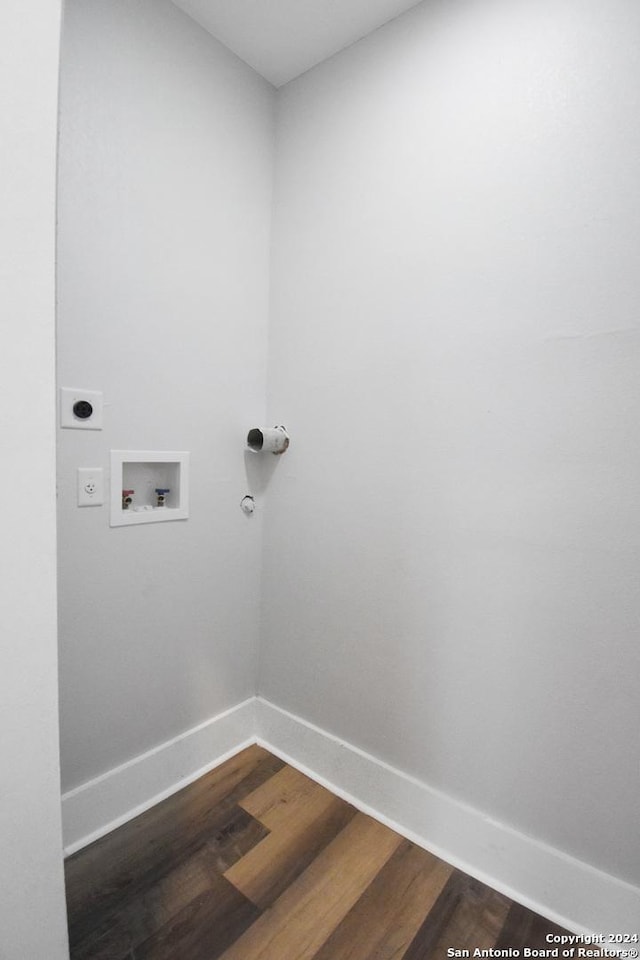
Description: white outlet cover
xmin=60 ymin=388 xmax=103 ymax=430
xmin=77 ymin=467 xmax=104 ymax=507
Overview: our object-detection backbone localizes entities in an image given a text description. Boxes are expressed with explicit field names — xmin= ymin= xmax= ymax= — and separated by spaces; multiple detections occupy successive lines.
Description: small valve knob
xmin=155 ymin=488 xmax=170 ymax=508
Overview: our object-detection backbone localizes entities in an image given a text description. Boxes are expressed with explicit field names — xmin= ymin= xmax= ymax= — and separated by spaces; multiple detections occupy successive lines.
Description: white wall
xmin=262 ymin=0 xmax=640 ymax=888
xmin=0 ymin=1 xmax=69 ymax=957
xmin=57 ymin=0 xmax=275 ymax=791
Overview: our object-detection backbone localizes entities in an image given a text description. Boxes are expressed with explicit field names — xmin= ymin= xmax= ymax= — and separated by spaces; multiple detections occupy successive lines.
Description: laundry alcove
xmin=55 ymin=0 xmax=640 ymax=941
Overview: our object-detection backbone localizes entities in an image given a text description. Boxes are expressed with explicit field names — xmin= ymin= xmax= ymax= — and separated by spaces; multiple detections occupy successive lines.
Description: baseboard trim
xmin=256 ymin=697 xmax=640 ymax=936
xmin=61 ymin=693 xmax=640 ymax=935
xmin=61 ymin=697 xmax=256 ymax=856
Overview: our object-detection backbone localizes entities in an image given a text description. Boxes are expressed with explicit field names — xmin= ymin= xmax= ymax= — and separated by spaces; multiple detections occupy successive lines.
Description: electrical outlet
xmin=77 ymin=467 xmax=104 ymax=507
xmin=60 ymin=388 xmax=103 ymax=430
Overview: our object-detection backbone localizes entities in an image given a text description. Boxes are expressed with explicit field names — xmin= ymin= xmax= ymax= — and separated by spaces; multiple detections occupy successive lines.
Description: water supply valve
xmin=155 ymin=488 xmax=170 ymax=508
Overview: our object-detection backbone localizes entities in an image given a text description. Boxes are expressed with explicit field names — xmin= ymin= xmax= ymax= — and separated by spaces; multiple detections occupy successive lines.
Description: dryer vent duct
xmin=246 ymin=426 xmax=290 ymax=455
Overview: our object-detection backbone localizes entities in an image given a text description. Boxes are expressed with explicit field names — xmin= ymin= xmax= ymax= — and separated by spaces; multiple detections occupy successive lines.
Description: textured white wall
xmin=0 ymin=1 xmax=69 ymax=956
xmin=262 ymin=0 xmax=640 ymax=886
xmin=57 ymin=0 xmax=275 ymax=791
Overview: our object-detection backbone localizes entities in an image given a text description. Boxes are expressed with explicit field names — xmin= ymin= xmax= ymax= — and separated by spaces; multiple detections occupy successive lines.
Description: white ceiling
xmin=171 ymin=0 xmax=426 ymax=87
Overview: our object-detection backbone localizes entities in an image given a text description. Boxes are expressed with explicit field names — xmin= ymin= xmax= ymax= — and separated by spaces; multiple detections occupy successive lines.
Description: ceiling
xmin=171 ymin=0 xmax=426 ymax=87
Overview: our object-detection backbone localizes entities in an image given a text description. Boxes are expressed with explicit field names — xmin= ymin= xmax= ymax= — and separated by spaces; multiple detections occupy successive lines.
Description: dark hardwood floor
xmin=65 ymin=745 xmax=572 ymax=959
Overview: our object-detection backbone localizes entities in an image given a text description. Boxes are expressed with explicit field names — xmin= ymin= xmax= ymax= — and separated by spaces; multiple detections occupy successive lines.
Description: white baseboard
xmin=256 ymin=697 xmax=640 ymax=937
xmin=61 ymin=697 xmax=256 ymax=856
xmin=61 ymin=693 xmax=640 ymax=938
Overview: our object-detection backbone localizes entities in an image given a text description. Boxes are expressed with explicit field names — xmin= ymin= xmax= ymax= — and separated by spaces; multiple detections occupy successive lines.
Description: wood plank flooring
xmin=65 ymin=745 xmax=573 ymax=960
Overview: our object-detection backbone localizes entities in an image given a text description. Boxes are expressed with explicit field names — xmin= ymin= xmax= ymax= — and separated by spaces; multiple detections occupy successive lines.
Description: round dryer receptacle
xmin=73 ymin=399 xmax=94 ymax=420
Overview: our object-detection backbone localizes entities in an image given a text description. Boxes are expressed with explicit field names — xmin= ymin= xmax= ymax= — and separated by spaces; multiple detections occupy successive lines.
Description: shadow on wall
xmin=243 ymin=429 xmax=289 ymax=497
